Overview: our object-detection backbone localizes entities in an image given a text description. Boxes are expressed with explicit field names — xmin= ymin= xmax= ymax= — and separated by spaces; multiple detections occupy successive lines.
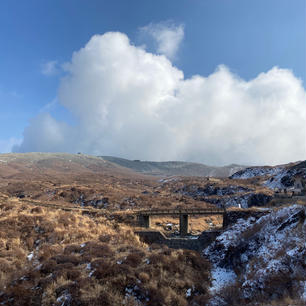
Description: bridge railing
xmin=136 ymin=207 xmax=226 ymax=216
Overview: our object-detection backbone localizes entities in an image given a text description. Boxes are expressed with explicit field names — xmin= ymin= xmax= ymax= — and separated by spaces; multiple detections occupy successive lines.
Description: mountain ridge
xmin=100 ymin=155 xmax=246 ymax=177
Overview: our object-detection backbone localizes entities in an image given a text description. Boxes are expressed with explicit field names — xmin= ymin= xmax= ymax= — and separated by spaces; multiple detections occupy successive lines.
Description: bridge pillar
xmin=138 ymin=215 xmax=151 ymax=228
xmin=179 ymin=214 xmax=189 ymax=236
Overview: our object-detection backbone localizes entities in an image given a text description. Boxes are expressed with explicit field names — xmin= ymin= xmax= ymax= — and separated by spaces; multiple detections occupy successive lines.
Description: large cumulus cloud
xmin=14 ymin=32 xmax=306 ymax=165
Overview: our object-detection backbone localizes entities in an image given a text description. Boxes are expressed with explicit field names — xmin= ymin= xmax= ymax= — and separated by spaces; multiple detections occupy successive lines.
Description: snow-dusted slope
xmin=204 ymin=205 xmax=306 ymax=305
xmin=264 ymin=161 xmax=306 ymax=190
xmin=230 ymin=166 xmax=284 ymax=180
xmin=175 ymin=184 xmax=271 ymax=209
xmin=231 ymin=161 xmax=306 ymax=191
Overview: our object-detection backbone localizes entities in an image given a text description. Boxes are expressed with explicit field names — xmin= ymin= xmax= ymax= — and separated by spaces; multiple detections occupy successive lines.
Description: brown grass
xmin=0 ymin=197 xmax=211 ymax=306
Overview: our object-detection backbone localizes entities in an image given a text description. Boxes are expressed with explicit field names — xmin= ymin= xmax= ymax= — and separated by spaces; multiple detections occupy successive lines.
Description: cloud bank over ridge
xmin=14 ymin=31 xmax=306 ymax=166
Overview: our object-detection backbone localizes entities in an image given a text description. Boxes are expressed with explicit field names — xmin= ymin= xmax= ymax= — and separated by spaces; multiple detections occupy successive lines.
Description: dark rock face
xmin=223 ymin=210 xmax=270 ymax=228
xmin=176 ymin=184 xmax=251 ymax=198
xmin=280 ymin=175 xmax=294 ymax=187
xmin=176 ymin=183 xmax=273 ymax=209
xmin=247 ymin=193 xmax=272 ymax=207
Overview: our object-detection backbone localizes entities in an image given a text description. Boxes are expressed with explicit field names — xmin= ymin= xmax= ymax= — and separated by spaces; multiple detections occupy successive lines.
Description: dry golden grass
xmin=151 ymin=215 xmax=223 ymax=234
xmin=0 ymin=197 xmax=211 ymax=306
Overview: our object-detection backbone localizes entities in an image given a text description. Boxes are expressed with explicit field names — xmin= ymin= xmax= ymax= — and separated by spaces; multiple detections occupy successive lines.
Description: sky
xmin=0 ymin=0 xmax=305 ymax=166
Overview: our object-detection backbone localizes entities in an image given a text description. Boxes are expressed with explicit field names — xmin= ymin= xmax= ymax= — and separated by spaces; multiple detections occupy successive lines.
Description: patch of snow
xmin=56 ymin=291 xmax=72 ymax=306
xmin=186 ymin=288 xmax=192 ymax=297
xmin=222 ymin=194 xmax=250 ymax=208
xmin=123 ymin=285 xmax=145 ymax=304
xmin=88 ymin=269 xmax=95 ymax=277
xmin=35 ymin=264 xmax=42 ymax=271
xmin=158 ymin=176 xmax=179 ymax=184
xmin=188 ymin=235 xmax=199 ymax=240
xmin=302 ymin=281 xmax=306 ymax=302
xmin=263 ymin=168 xmax=287 ymax=189
xmin=86 ymin=263 xmax=91 ymax=270
xmin=210 ymin=267 xmax=236 ymax=293
xmin=231 ymin=166 xmax=283 ymax=179
xmin=205 ymin=204 xmax=306 ymax=302
xmin=27 ymin=252 xmax=34 ymax=261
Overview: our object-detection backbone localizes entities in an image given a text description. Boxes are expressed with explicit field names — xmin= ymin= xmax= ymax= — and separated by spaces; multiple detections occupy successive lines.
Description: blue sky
xmin=0 ymin=0 xmax=305 ymax=165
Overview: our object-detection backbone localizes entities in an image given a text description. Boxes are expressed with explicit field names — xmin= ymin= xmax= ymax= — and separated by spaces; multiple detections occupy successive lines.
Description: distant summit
xmin=100 ymin=156 xmax=246 ymax=177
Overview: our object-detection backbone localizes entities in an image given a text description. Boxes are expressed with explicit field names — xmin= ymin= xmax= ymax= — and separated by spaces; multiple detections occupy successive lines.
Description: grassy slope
xmin=0 ymin=195 xmax=211 ymax=306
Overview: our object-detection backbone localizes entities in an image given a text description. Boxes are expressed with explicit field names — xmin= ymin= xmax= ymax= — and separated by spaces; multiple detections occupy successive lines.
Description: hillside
xmin=0 ymin=195 xmax=211 ymax=306
xmin=101 ymin=156 xmax=245 ymax=177
xmin=0 ymin=153 xmax=140 ymax=180
xmin=205 ymin=204 xmax=306 ymax=306
xmin=0 ymin=153 xmax=305 ymax=305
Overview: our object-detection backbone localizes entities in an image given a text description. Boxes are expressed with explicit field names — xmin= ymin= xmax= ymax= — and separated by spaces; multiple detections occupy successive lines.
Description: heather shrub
xmin=82 ymin=241 xmax=114 ymax=258
xmin=52 ymin=254 xmax=80 ymax=265
xmin=64 ymin=244 xmax=82 ymax=254
xmin=125 ymin=252 xmax=144 ymax=267
xmin=40 ymin=259 xmax=57 ymax=274
xmin=98 ymin=234 xmax=111 ymax=242
xmin=138 ymin=271 xmax=150 ymax=283
xmin=30 ymin=206 xmax=44 ymax=214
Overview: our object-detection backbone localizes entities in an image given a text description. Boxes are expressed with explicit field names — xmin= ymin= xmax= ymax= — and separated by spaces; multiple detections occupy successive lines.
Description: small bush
xmin=64 ymin=244 xmax=82 ymax=254
xmin=125 ymin=252 xmax=143 ymax=267
xmin=30 ymin=207 xmax=43 ymax=214
xmin=52 ymin=254 xmax=80 ymax=265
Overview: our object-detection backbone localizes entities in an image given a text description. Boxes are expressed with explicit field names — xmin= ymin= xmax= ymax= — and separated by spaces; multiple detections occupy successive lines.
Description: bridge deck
xmin=137 ymin=208 xmax=225 ymax=216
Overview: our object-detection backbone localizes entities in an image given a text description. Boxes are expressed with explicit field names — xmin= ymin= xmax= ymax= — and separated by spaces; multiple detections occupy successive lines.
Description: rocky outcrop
xmin=247 ymin=193 xmax=272 ymax=207
xmin=204 ymin=205 xmax=306 ymax=305
xmin=230 ymin=166 xmax=282 ymax=179
xmin=175 ymin=183 xmax=271 ymax=209
xmin=222 ymin=209 xmax=271 ymax=228
xmin=175 ymin=184 xmax=252 ymax=198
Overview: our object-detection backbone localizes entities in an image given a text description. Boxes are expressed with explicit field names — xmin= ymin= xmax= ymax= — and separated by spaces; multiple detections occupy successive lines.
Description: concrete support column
xmin=138 ymin=215 xmax=151 ymax=228
xmin=179 ymin=214 xmax=189 ymax=236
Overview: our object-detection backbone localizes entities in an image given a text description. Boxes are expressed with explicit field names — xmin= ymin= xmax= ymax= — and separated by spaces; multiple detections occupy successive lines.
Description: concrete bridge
xmin=136 ymin=207 xmax=226 ymax=236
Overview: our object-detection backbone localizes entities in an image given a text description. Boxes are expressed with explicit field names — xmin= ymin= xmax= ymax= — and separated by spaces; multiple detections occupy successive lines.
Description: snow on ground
xmin=222 ymin=194 xmax=250 ymax=208
xmin=27 ymin=252 xmax=34 ymax=261
xmin=56 ymin=291 xmax=72 ymax=306
xmin=204 ymin=204 xmax=306 ymax=303
xmin=302 ymin=281 xmax=306 ymax=302
xmin=231 ymin=166 xmax=283 ymax=179
xmin=263 ymin=168 xmax=287 ymax=189
xmin=158 ymin=176 xmax=179 ymax=184
xmin=210 ymin=267 xmax=236 ymax=293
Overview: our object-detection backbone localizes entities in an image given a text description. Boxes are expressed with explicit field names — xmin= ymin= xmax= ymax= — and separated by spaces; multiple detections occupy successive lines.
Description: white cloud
xmin=0 ymin=137 xmax=22 ymax=153
xmin=39 ymin=98 xmax=58 ymax=113
xmin=14 ymin=32 xmax=306 ymax=166
xmin=12 ymin=113 xmax=73 ymax=153
xmin=140 ymin=22 xmax=184 ymax=59
xmin=41 ymin=60 xmax=59 ymax=76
